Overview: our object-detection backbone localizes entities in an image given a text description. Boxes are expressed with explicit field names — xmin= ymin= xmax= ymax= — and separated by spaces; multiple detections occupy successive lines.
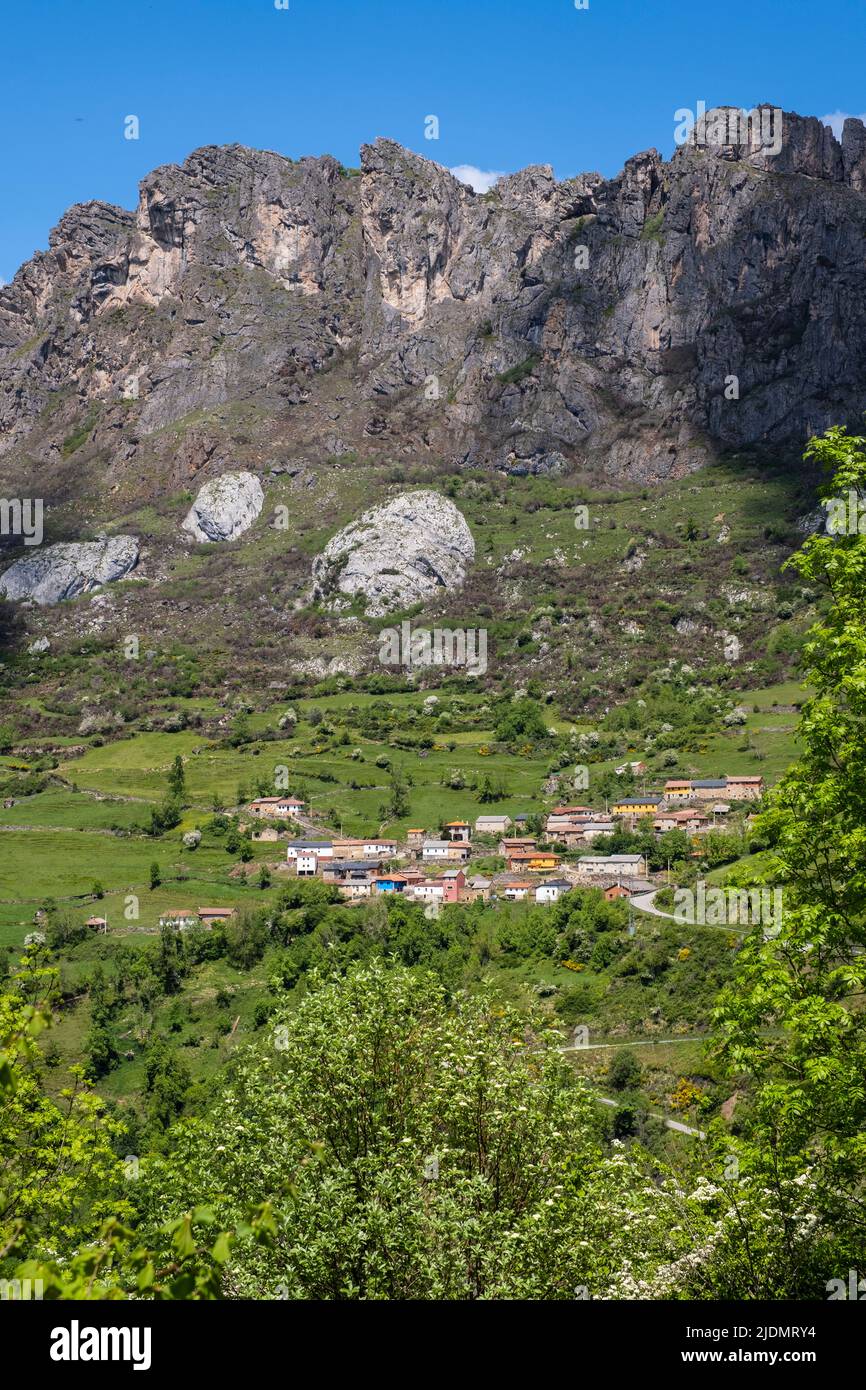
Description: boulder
xmin=0 ymin=536 xmax=139 ymax=605
xmin=182 ymin=471 xmax=264 ymax=542
xmin=312 ymin=490 xmax=475 ymax=616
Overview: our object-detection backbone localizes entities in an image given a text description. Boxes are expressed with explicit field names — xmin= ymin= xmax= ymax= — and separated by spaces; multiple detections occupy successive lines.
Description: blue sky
xmin=1 ymin=0 xmax=864 ymax=282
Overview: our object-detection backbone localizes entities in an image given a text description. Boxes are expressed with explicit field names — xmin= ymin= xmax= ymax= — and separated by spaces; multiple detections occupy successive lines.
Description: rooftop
xmin=328 ymin=859 xmax=381 ymax=871
xmin=579 ymin=853 xmax=644 ymax=863
xmin=251 ymin=795 xmax=303 ymax=803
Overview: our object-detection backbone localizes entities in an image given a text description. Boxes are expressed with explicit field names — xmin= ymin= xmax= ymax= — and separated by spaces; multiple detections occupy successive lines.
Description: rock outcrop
xmin=182 ymin=471 xmax=265 ymax=542
xmin=0 ymin=536 xmax=139 ymax=605
xmin=312 ymin=490 xmax=475 ymax=615
xmin=2 ymin=106 xmax=866 ymax=505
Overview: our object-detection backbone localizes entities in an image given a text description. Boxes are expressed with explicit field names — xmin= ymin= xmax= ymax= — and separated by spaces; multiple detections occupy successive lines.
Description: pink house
xmin=441 ymin=868 xmax=466 ymax=903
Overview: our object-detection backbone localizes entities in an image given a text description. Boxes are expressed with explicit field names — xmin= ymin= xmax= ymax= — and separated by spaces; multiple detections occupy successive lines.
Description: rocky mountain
xmin=2 ymin=104 xmax=866 ymax=517
xmin=0 ymin=106 xmax=861 ymax=694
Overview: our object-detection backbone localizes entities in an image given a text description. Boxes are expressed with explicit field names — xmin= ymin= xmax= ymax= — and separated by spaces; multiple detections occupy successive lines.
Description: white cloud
xmin=820 ymin=110 xmax=866 ymax=139
xmin=449 ymin=164 xmax=505 ymax=193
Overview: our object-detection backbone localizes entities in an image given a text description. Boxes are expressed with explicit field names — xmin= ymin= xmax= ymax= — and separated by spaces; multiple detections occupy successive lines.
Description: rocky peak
xmin=842 ymin=118 xmax=866 ymax=193
xmin=2 ymin=105 xmax=866 ymax=506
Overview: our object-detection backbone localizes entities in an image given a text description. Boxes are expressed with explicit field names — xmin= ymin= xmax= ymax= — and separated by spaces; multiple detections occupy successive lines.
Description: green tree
xmin=495 ymin=698 xmax=549 ymax=744
xmin=143 ymin=1039 xmax=192 ymax=1136
xmin=154 ymin=923 xmax=185 ymax=994
xmin=84 ymin=1020 xmax=119 ymax=1079
xmin=0 ymin=952 xmax=129 ymax=1259
xmin=227 ymin=711 xmax=251 ymax=747
xmin=129 ymin=963 xmax=686 ymax=1299
xmin=150 ymin=861 xmax=161 ymax=890
xmin=168 ymin=754 xmax=187 ymax=804
xmin=381 ymin=768 xmax=410 ymax=821
xmin=710 ymin=428 xmax=866 ymax=1296
xmin=477 ymin=772 xmax=509 ymax=803
xmin=606 ymin=1048 xmax=642 ymax=1092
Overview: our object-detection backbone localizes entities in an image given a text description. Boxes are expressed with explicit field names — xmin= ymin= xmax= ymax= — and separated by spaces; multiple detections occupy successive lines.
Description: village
xmin=130 ymin=773 xmax=764 ymax=928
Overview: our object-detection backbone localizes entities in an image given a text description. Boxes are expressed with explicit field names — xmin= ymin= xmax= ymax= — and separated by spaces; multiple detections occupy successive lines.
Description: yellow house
xmin=611 ymin=795 xmax=663 ymax=816
xmin=663 ymin=779 xmax=692 ymax=801
xmin=506 ymin=850 xmax=561 ymax=872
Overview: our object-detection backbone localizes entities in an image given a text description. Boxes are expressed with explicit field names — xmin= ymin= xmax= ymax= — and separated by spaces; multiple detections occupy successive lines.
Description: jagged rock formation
xmin=2 ymin=106 xmax=866 ymax=512
xmin=0 ymin=535 xmax=139 ymax=605
xmin=312 ymin=490 xmax=475 ymax=615
xmin=182 ymin=470 xmax=265 ymax=542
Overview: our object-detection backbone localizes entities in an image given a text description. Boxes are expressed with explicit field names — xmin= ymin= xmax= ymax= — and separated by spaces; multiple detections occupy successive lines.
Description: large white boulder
xmin=182 ymin=471 xmax=264 ymax=542
xmin=312 ymin=490 xmax=475 ymax=616
xmin=0 ymin=536 xmax=139 ymax=605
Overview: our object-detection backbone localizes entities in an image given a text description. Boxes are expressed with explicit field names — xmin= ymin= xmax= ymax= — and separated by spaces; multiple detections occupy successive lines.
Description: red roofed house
xmin=502 ymin=881 xmax=532 ymax=901
xmin=198 ymin=907 xmax=235 ymax=927
xmin=506 ymin=849 xmax=561 ymax=872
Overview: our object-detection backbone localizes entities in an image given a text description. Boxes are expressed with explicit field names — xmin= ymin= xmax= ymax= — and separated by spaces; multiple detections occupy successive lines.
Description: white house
xmin=502 ymin=882 xmax=532 ymax=901
xmin=422 ymin=840 xmax=470 ymax=862
xmin=535 ymin=879 xmax=573 ymax=904
xmin=363 ymin=838 xmax=399 ymax=857
xmin=159 ymin=910 xmax=197 ymax=929
xmin=295 ymin=851 xmax=318 ymax=877
xmin=577 ymin=853 xmax=646 ymax=878
xmin=475 ymin=814 xmax=511 ymax=835
xmin=410 ymin=880 xmax=446 ymax=901
xmin=286 ymin=840 xmax=334 ymax=861
xmin=545 ymin=806 xmax=594 ymax=831
xmin=580 ymin=822 xmax=616 ymax=841
xmin=248 ymin=795 xmax=305 ymax=818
